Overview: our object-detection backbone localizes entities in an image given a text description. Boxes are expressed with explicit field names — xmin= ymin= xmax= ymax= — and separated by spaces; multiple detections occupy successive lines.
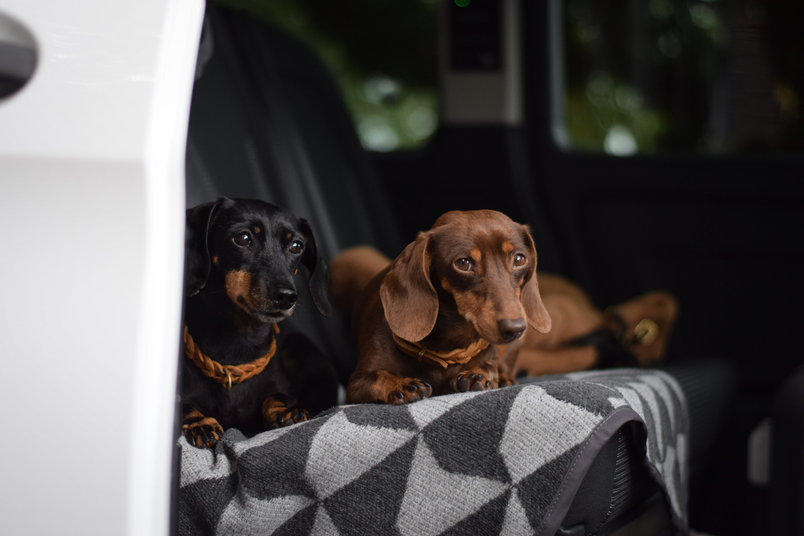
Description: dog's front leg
xmin=182 ymin=408 xmax=225 ymax=448
xmin=496 ymin=338 xmax=523 ymax=387
xmin=262 ymin=397 xmax=309 ymax=430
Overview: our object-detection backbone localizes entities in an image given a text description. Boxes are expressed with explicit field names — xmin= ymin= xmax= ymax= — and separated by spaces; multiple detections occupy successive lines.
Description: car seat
xmin=179 ymin=4 xmax=736 ymax=534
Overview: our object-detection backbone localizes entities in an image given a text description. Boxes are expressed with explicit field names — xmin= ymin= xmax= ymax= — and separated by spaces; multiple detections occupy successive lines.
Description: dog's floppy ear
xmin=380 ymin=232 xmax=438 ymax=342
xmin=299 ymin=218 xmax=332 ymax=317
xmin=185 ymin=199 xmax=223 ymax=297
xmin=520 ymin=225 xmax=552 ymax=333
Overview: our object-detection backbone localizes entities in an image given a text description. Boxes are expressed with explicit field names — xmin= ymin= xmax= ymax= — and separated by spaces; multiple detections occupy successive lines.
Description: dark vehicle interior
xmin=178 ymin=0 xmax=804 ymax=534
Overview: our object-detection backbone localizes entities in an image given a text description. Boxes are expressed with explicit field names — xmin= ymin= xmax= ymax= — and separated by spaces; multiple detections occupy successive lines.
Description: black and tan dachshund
xmin=181 ymin=198 xmax=334 ymax=448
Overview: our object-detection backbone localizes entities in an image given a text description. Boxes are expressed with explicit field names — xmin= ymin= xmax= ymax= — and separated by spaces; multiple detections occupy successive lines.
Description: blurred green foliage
xmin=563 ymin=0 xmax=728 ymax=154
xmin=565 ymin=76 xmax=667 ymax=155
xmin=216 ymin=0 xmax=440 ymax=151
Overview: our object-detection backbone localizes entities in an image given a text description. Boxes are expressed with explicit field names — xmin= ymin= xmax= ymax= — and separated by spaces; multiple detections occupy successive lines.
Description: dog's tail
xmin=328 ymin=245 xmax=392 ymax=318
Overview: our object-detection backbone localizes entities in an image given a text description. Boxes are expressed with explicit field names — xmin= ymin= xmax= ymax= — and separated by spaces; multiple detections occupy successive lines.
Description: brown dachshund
xmin=346 ymin=210 xmax=552 ymax=404
xmin=334 ymin=250 xmax=678 ymax=386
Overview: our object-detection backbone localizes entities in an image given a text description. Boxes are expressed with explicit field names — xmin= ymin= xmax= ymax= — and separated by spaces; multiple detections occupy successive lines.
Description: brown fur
xmin=332 ymin=247 xmax=678 ymax=384
xmin=346 ymin=210 xmax=551 ymax=404
xmin=499 ymin=274 xmax=678 ymax=377
xmin=328 ymin=245 xmax=393 ymax=320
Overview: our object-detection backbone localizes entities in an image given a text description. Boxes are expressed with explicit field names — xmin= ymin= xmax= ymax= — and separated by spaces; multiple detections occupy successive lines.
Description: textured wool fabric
xmin=179 ymin=369 xmax=688 ymax=536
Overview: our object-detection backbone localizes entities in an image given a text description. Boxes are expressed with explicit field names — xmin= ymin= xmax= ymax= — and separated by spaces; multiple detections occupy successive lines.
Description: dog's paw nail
xmin=423 ymin=382 xmax=431 ymax=388
xmin=469 ymin=373 xmax=476 ymax=380
xmin=405 ymin=384 xmax=418 ymax=392
xmin=485 ymin=380 xmax=491 ymax=388
xmin=395 ymin=391 xmax=404 ymax=399
xmin=457 ymin=374 xmax=464 ymax=381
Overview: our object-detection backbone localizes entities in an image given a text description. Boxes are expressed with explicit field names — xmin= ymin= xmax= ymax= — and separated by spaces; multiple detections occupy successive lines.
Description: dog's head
xmin=185 ymin=198 xmax=331 ymax=322
xmin=380 ymin=210 xmax=551 ymax=345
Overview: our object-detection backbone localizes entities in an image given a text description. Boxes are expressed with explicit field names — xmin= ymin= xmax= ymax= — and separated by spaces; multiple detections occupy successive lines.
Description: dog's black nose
xmin=273 ymin=289 xmax=298 ymax=310
xmin=498 ymin=318 xmax=526 ymax=341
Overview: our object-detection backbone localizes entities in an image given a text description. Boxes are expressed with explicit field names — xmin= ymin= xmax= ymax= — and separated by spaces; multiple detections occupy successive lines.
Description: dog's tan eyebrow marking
xmin=469 ymin=248 xmax=482 ymax=262
xmin=285 ymin=232 xmax=292 ymax=241
xmin=502 ymin=242 xmax=514 ymax=254
xmin=212 ymin=256 xmax=219 ymax=265
xmin=254 ymin=226 xmax=261 ymax=234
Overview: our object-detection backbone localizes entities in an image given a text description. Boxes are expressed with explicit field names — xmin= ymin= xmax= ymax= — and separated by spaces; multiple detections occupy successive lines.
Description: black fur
xmin=181 ymin=198 xmax=335 ymax=443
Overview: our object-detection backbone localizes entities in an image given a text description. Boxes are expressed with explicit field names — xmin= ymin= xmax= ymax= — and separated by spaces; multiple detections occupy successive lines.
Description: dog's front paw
xmin=267 ymin=408 xmax=309 ymax=430
xmin=262 ymin=398 xmax=309 ymax=430
xmin=449 ymin=368 xmax=493 ymax=393
xmin=386 ymin=378 xmax=433 ymax=405
xmin=498 ymin=373 xmax=519 ymax=388
xmin=182 ymin=413 xmax=224 ymax=448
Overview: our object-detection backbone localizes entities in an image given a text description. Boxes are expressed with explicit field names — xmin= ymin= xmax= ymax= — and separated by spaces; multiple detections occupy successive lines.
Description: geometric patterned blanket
xmin=178 ymin=369 xmax=688 ymax=535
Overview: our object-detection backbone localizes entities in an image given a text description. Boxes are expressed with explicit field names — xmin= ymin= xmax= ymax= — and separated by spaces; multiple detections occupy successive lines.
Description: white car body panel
xmin=0 ymin=1 xmax=204 ymax=534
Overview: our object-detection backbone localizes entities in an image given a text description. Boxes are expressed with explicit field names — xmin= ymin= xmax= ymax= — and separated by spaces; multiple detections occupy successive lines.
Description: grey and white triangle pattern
xmin=179 ymin=369 xmax=689 ymax=536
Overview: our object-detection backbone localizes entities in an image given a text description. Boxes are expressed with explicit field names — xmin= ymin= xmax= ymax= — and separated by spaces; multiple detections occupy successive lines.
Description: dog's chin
xmin=236 ymin=296 xmax=296 ymax=323
xmin=476 ymin=326 xmax=523 ymax=346
xmin=251 ymin=309 xmax=293 ymax=323
xmin=483 ymin=334 xmax=513 ymax=346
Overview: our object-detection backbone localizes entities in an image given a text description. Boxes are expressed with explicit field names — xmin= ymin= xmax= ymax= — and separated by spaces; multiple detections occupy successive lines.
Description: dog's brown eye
xmin=513 ymin=254 xmax=527 ymax=267
xmin=289 ymin=241 xmax=304 ymax=255
xmin=454 ymin=258 xmax=472 ymax=272
xmin=233 ymin=232 xmax=252 ymax=247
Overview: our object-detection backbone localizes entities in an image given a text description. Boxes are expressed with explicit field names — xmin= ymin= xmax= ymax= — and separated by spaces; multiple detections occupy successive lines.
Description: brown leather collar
xmin=391 ymin=331 xmax=489 ymax=369
xmin=183 ymin=324 xmax=279 ymax=391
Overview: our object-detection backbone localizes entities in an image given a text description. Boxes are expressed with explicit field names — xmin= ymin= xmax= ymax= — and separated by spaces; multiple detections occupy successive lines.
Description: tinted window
xmin=219 ymin=0 xmax=439 ymax=152
xmin=558 ymin=0 xmax=803 ymax=155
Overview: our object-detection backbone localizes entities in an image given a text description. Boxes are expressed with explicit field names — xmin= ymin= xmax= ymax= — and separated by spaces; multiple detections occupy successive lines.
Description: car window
xmin=557 ymin=0 xmax=803 ymax=155
xmin=218 ymin=0 xmax=439 ymax=152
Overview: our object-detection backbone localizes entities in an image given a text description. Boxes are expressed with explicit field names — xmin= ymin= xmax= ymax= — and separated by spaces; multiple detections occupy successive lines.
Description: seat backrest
xmin=185 ymin=4 xmax=403 ymax=383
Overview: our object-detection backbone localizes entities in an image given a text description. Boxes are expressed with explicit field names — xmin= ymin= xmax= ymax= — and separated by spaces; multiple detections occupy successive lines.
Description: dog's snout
xmin=273 ymin=288 xmax=298 ymax=310
xmin=498 ymin=318 xmax=526 ymax=341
